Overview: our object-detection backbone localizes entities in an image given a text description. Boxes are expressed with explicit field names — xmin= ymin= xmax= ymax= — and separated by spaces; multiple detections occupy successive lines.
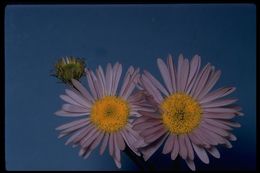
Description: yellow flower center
xmin=90 ymin=96 xmax=129 ymax=133
xmin=161 ymin=93 xmax=202 ymax=134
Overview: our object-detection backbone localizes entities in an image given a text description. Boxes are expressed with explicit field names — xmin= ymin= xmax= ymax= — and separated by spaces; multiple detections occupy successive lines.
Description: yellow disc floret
xmin=90 ymin=96 xmax=129 ymax=133
xmin=161 ymin=93 xmax=202 ymax=134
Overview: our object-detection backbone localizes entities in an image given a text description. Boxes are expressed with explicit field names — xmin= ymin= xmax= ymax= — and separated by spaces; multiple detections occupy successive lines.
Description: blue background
xmin=5 ymin=4 xmax=256 ymax=171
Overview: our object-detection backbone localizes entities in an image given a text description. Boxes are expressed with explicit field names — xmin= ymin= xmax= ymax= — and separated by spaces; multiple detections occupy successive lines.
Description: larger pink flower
xmin=55 ymin=62 xmax=146 ymax=168
xmin=133 ymin=54 xmax=243 ymax=171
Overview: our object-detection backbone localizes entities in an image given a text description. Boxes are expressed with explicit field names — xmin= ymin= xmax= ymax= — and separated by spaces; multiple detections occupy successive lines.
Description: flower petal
xmin=185 ymin=159 xmax=196 ymax=171
xmin=192 ymin=143 xmax=209 ymax=164
xmin=62 ymin=104 xmax=90 ymax=113
xmin=71 ymin=79 xmax=94 ymax=103
xmin=178 ymin=134 xmax=188 ymax=160
xmin=200 ymin=87 xmax=236 ymax=104
xmin=115 ymin=132 xmax=125 ymax=150
xmin=171 ymin=135 xmax=179 ymax=160
xmin=142 ymin=134 xmax=168 ymax=161
xmin=56 ymin=118 xmax=89 ymax=131
xmin=206 ymin=147 xmax=220 ymax=159
xmin=143 ymin=70 xmax=169 ymax=96
xmin=197 ymin=70 xmax=221 ymax=100
xmin=99 ymin=133 xmax=109 ymax=155
xmin=162 ymin=134 xmax=175 ymax=154
xmin=157 ymin=58 xmax=173 ymax=93
xmin=54 ymin=110 xmax=89 ymax=117
xmin=167 ymin=54 xmax=177 ymax=92
xmin=185 ymin=135 xmax=194 ymax=160
xmin=185 ymin=55 xmax=201 ymax=94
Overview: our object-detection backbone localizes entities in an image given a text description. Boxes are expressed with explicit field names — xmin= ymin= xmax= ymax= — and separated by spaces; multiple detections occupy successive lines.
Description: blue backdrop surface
xmin=5 ymin=4 xmax=256 ymax=171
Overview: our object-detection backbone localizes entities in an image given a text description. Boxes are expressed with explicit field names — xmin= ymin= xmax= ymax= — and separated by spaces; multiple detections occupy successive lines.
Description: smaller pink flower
xmin=55 ymin=62 xmax=147 ymax=168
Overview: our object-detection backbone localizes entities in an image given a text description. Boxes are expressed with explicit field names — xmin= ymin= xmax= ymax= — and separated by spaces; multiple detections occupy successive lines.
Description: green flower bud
xmin=53 ymin=56 xmax=86 ymax=84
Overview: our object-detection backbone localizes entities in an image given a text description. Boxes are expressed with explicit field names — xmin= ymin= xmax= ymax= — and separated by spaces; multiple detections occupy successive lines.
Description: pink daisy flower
xmin=55 ymin=62 xmax=146 ymax=168
xmin=133 ymin=54 xmax=243 ymax=171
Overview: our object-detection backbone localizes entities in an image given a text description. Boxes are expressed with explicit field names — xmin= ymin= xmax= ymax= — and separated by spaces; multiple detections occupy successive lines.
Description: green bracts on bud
xmin=53 ymin=56 xmax=85 ymax=84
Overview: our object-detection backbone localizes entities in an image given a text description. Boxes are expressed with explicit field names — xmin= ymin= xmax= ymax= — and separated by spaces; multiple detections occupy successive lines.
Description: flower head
xmin=55 ymin=62 xmax=147 ymax=168
xmin=133 ymin=54 xmax=243 ymax=171
xmin=53 ymin=56 xmax=85 ymax=84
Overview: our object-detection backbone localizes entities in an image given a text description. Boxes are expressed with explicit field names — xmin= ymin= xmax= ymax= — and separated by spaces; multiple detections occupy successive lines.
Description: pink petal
xmin=109 ymin=134 xmax=114 ymax=156
xmin=141 ymin=75 xmax=163 ymax=103
xmin=111 ymin=63 xmax=122 ymax=95
xmin=136 ymin=110 xmax=161 ymax=119
xmin=176 ymin=54 xmax=184 ymax=91
xmin=121 ymin=69 xmax=140 ymax=99
xmin=99 ymin=133 xmax=109 ymax=155
xmin=60 ymin=120 xmax=90 ymax=134
xmin=178 ymin=134 xmax=188 ymax=160
xmin=85 ymin=69 xmax=98 ymax=99
xmin=132 ymin=115 xmax=152 ymax=126
xmin=203 ymin=112 xmax=236 ymax=120
xmin=65 ymin=125 xmax=94 ymax=145
xmin=144 ymin=70 xmax=169 ymax=96
xmin=167 ymin=54 xmax=177 ymax=92
xmin=97 ymin=65 xmax=107 ymax=95
xmin=105 ymin=63 xmax=113 ymax=96
xmin=121 ymin=130 xmax=140 ymax=156
xmin=185 ymin=159 xmax=196 ymax=171
xmin=114 ymin=157 xmax=122 ymax=168
xmin=190 ymin=63 xmax=211 ymax=98
xmin=185 ymin=135 xmax=194 ymax=160
xmin=200 ymin=87 xmax=236 ymax=104
xmin=228 ymin=133 xmax=237 ymax=141
xmin=65 ymin=89 xmax=92 ymax=108
xmin=133 ymin=119 xmax=162 ymax=131
xmin=119 ymin=66 xmax=134 ymax=96
xmin=90 ymin=131 xmax=104 ymax=150
xmin=140 ymin=124 xmax=165 ymax=138
xmin=200 ymin=121 xmax=229 ymax=137
xmin=115 ymin=132 xmax=125 ymax=150
xmin=80 ymin=127 xmax=98 ymax=146
xmin=217 ymin=120 xmax=241 ymax=128
xmin=144 ymin=128 xmax=167 ymax=143
xmin=126 ymin=124 xmax=145 ymax=141
xmin=71 ymin=79 xmax=94 ymax=102
xmin=203 ymin=107 xmax=238 ymax=114
xmin=223 ymin=138 xmax=233 ymax=148
xmin=206 ymin=147 xmax=220 ymax=159
xmin=193 ymin=129 xmax=214 ymax=146
xmin=113 ymin=134 xmax=121 ymax=162
xmin=56 ymin=118 xmax=89 ymax=131
xmin=62 ymin=104 xmax=90 ymax=113
xmin=95 ymin=69 xmax=106 ymax=97
xmin=188 ymin=133 xmax=202 ymax=146
xmin=142 ymin=134 xmax=168 ymax=161
xmin=79 ymin=147 xmax=89 ymax=157
xmin=162 ymin=134 xmax=175 ymax=154
xmin=171 ymin=135 xmax=179 ymax=160
xmin=197 ymin=70 xmax=221 ymax=100
xmin=204 ymin=118 xmax=233 ymax=131
xmin=81 ymin=130 xmax=101 ymax=148
xmin=57 ymin=133 xmax=67 ymax=139
xmin=157 ymin=58 xmax=173 ymax=93
xmin=83 ymin=149 xmax=92 ymax=159
xmin=54 ymin=110 xmax=89 ymax=117
xmin=192 ymin=143 xmax=209 ymax=164
xmin=185 ymin=55 xmax=201 ymax=94
xmin=60 ymin=94 xmax=83 ymax=107
xmin=199 ymin=126 xmax=225 ymax=145
xmin=180 ymin=58 xmax=190 ymax=92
